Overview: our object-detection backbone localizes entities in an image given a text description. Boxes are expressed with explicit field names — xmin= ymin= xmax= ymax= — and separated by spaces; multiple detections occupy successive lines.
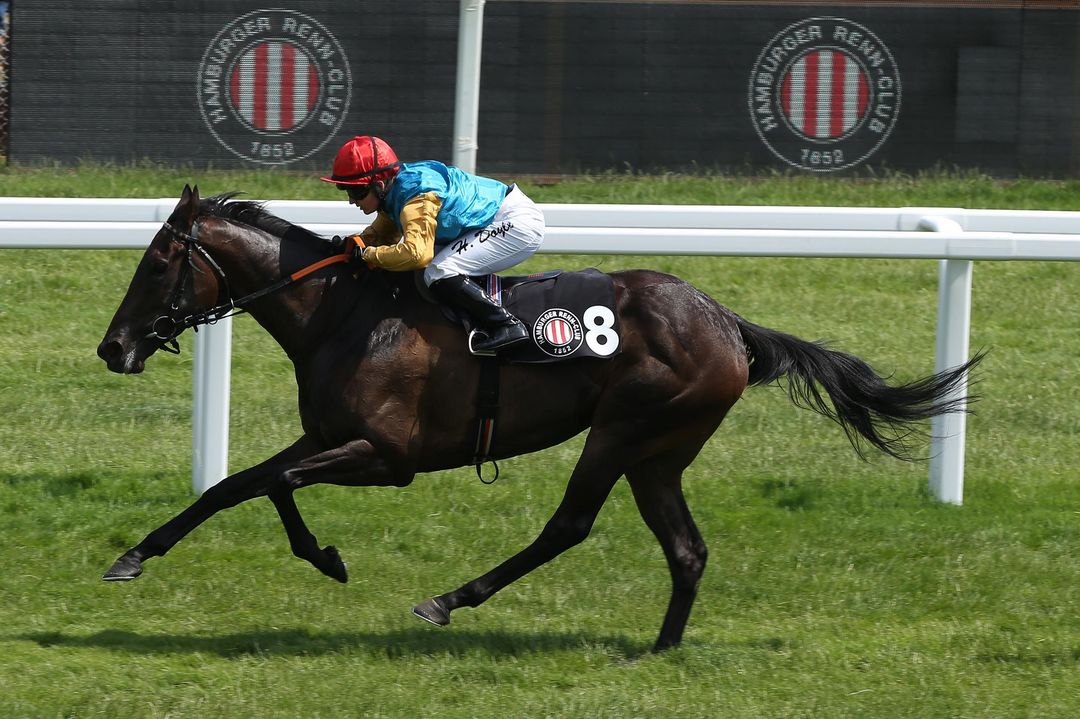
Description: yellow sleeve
xmin=359 ymin=211 xmax=400 ymax=247
xmin=363 ymin=192 xmax=443 ymax=272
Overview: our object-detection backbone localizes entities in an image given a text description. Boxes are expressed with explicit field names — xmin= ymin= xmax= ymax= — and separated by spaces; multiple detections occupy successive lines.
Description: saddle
xmin=418 ymin=268 xmax=621 ymax=363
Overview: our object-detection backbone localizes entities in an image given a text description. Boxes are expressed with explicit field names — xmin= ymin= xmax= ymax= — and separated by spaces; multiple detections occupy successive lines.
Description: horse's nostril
xmin=97 ymin=340 xmax=123 ymax=363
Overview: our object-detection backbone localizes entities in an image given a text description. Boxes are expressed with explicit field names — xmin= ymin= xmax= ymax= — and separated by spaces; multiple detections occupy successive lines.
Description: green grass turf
xmin=0 ymin=166 xmax=1077 ymax=718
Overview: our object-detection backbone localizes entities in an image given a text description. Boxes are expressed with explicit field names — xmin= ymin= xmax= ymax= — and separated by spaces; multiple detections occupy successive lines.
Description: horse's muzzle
xmin=96 ymin=336 xmax=146 ymax=374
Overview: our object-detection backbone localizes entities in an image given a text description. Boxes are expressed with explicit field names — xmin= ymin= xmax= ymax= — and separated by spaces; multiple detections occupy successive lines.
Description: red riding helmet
xmin=320 ymin=135 xmax=402 ymax=188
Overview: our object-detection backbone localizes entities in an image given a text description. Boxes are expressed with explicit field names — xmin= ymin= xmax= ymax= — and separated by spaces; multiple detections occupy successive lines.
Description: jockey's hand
xmin=333 ymin=234 xmax=366 ymax=264
xmin=349 ymin=239 xmax=368 ymax=265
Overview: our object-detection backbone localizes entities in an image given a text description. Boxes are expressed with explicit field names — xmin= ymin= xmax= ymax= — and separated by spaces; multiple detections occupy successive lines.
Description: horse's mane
xmin=196 ymin=191 xmax=414 ymax=294
xmin=200 ymin=192 xmax=330 ymax=251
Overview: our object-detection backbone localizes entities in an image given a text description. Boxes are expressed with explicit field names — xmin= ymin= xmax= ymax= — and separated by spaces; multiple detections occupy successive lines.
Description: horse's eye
xmin=151 ymin=259 xmax=169 ymax=275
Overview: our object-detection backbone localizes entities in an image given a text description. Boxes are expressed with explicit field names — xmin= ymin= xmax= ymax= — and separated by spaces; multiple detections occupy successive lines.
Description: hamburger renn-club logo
xmin=748 ymin=17 xmax=901 ymax=173
xmin=197 ymin=9 xmax=352 ymax=166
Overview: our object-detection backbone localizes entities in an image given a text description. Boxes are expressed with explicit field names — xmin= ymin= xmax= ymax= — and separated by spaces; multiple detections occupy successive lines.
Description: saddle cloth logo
xmin=485 ymin=269 xmax=621 ymax=363
xmin=197 ymin=9 xmax=351 ymax=166
xmin=534 ymin=309 xmax=583 ymax=357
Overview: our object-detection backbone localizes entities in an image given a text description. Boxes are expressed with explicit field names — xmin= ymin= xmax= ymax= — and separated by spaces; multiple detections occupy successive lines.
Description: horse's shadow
xmin=20 ymin=626 xmax=648 ymax=660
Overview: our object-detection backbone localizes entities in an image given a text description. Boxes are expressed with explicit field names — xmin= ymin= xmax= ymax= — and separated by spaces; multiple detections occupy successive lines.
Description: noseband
xmin=147 ymin=218 xmax=350 ymax=353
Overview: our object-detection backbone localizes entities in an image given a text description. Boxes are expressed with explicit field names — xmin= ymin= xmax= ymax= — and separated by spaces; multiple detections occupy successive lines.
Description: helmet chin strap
xmin=368 ymin=136 xmax=394 ymax=203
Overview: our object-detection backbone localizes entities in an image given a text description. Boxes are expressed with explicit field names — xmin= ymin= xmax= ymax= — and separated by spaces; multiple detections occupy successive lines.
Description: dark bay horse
xmin=97 ymin=186 xmax=981 ymax=651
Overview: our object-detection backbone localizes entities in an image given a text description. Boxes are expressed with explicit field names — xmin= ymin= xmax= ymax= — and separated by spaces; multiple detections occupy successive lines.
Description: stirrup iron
xmin=467 ymin=329 xmax=497 ymax=357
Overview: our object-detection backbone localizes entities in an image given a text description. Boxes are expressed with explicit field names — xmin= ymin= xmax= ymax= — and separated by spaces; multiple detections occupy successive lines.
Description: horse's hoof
xmin=322 ymin=545 xmax=348 ymax=584
xmin=102 ymin=554 xmax=143 ymax=582
xmin=412 ymin=597 xmax=451 ymax=626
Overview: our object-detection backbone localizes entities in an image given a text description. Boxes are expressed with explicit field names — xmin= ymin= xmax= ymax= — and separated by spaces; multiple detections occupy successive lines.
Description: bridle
xmin=146 ymin=218 xmax=350 ymax=353
xmin=146 ymin=220 xmax=227 ymax=353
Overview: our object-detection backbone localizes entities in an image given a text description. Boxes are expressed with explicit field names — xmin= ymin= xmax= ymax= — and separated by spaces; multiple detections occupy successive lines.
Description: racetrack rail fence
xmin=2 ymin=198 xmax=1079 ymax=503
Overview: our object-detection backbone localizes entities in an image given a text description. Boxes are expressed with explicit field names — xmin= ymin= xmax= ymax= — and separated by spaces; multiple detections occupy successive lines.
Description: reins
xmin=147 ymin=219 xmax=351 ymax=351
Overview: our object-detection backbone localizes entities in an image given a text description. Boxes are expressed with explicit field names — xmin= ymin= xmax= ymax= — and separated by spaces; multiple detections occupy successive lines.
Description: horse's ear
xmin=176 ymin=183 xmax=200 ymax=226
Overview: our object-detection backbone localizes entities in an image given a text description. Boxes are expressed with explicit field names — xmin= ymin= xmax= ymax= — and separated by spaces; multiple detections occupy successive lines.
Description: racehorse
xmin=96 ymin=185 xmax=982 ymax=652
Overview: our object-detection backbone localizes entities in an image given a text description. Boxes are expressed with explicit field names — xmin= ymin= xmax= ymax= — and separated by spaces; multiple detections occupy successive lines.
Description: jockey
xmin=321 ymin=135 xmax=545 ymax=354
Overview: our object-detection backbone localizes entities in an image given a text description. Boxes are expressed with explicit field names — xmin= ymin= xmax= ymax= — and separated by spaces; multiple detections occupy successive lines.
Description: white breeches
xmin=422 ymin=185 xmax=545 ymax=285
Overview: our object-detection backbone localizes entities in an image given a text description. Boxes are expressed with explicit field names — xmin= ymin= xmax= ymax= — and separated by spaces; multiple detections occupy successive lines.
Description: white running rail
xmin=3 ymin=198 xmax=1079 ymax=503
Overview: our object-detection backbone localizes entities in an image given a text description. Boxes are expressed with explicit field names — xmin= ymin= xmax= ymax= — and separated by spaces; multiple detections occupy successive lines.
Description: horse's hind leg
xmin=625 ymin=451 xmax=708 ymax=652
xmin=413 ymin=436 xmax=624 ymax=628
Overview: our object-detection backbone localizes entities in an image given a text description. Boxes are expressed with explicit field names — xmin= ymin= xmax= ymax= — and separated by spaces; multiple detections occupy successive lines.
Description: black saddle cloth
xmin=426 ymin=268 xmax=621 ymax=363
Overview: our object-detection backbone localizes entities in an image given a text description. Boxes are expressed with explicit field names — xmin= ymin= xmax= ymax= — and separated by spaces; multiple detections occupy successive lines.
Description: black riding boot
xmin=430 ymin=275 xmax=529 ymax=353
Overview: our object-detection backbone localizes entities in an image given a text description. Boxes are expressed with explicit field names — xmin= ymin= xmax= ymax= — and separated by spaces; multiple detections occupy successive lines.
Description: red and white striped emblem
xmin=198 ymin=10 xmax=351 ymax=165
xmin=749 ymin=18 xmax=900 ymax=172
xmin=229 ymin=41 xmax=320 ymax=131
xmin=781 ymin=49 xmax=869 ymax=140
xmin=543 ymin=318 xmax=574 ymax=346
xmin=533 ymin=308 xmax=584 ymax=357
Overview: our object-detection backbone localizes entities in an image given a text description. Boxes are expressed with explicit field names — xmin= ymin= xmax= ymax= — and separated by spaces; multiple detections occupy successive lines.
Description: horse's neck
xmin=202 ymin=219 xmax=363 ymax=359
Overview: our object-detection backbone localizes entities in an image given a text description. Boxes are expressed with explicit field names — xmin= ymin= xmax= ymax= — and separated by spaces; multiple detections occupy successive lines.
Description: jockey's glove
xmin=332 ymin=234 xmax=368 ymax=264
xmin=349 ymin=240 xmax=368 ymax=264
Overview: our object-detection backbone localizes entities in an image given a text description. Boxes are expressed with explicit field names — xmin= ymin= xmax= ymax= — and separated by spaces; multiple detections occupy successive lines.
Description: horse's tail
xmin=734 ymin=315 xmax=984 ymax=460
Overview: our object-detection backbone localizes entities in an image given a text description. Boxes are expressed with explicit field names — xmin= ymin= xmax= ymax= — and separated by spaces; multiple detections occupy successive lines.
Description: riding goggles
xmin=337 ymin=183 xmax=371 ymax=202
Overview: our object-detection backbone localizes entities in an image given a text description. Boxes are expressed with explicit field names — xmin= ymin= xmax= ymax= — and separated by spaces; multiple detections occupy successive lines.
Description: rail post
xmin=191 ymin=318 xmax=232 ymax=494
xmin=452 ymin=0 xmax=485 ymax=173
xmin=919 ymin=216 xmax=973 ymax=505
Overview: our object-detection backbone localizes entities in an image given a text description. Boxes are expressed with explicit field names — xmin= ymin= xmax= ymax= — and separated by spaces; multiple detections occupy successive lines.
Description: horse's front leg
xmin=102 ymin=436 xmax=319 ymax=581
xmin=266 ymin=438 xmax=413 ymax=581
xmin=266 ymin=488 xmax=349 ymax=583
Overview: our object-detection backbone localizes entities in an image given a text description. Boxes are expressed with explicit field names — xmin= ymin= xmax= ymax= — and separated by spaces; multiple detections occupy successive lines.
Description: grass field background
xmin=0 ymin=167 xmax=1078 ymax=718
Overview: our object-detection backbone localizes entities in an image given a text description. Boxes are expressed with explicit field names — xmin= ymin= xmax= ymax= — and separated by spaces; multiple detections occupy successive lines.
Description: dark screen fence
xmin=8 ymin=1 xmax=1080 ymax=177
xmin=0 ymin=2 xmax=9 ymax=159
